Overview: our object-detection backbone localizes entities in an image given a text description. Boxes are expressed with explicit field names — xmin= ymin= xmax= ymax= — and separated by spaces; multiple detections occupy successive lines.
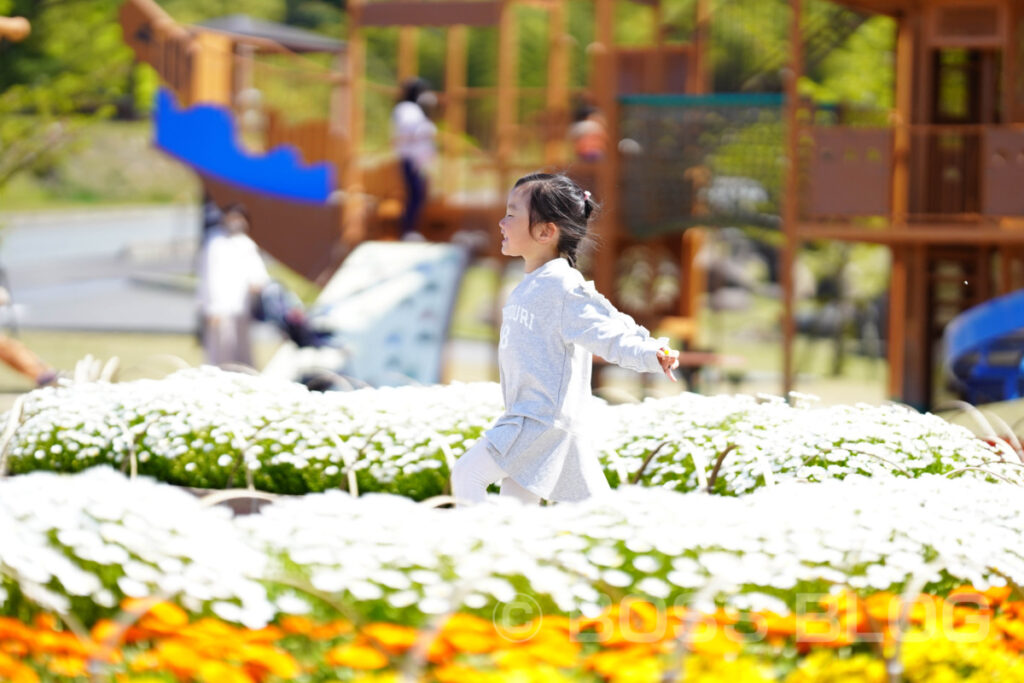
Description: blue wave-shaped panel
xmin=944 ymin=289 xmax=1024 ymax=403
xmin=945 ymin=290 xmax=1024 ymax=365
xmin=154 ymin=88 xmax=335 ymax=202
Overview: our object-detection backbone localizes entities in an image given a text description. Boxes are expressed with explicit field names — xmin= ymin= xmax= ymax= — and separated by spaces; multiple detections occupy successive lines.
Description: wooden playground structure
xmin=789 ymin=0 xmax=1024 ymax=408
xmin=120 ymin=0 xmax=712 ymax=345
xmin=118 ymin=0 xmax=1024 ymax=407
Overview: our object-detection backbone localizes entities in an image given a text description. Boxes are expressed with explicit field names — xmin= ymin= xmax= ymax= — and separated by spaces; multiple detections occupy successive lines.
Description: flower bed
xmin=3 ymin=369 xmax=1020 ymax=499
xmin=4 ymin=591 xmax=1024 ymax=683
xmin=3 ymin=468 xmax=1023 ymax=629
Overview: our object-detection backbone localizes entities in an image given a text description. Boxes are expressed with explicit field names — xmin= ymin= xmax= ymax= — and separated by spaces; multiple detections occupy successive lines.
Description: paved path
xmin=0 ymin=205 xmax=200 ymax=332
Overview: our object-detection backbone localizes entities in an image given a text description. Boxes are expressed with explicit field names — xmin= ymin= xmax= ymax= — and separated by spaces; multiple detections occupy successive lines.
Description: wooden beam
xmin=342 ymin=0 xmax=367 ymax=245
xmin=781 ymin=0 xmax=802 ymax=397
xmin=892 ymin=13 xmax=913 ymax=226
xmin=887 ymin=246 xmax=907 ymax=400
xmin=496 ymin=0 xmax=518 ymax=193
xmin=592 ymin=0 xmax=619 ymax=299
xmin=361 ymin=2 xmax=502 ymax=27
xmin=545 ymin=1 xmax=570 ymax=165
xmin=397 ymin=26 xmax=419 ymax=82
xmin=800 ymin=224 xmax=1024 ymax=244
xmin=444 ymin=25 xmax=468 ymax=194
xmin=691 ymin=0 xmax=710 ymax=94
xmin=191 ymin=31 xmax=234 ymax=107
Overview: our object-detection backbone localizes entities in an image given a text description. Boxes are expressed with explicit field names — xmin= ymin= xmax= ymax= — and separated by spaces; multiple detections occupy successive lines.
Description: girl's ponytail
xmin=513 ymin=172 xmax=598 ymax=269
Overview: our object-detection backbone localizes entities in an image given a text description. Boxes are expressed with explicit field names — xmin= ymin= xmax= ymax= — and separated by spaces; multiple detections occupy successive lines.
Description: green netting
xmin=618 ymin=93 xmax=784 ymax=238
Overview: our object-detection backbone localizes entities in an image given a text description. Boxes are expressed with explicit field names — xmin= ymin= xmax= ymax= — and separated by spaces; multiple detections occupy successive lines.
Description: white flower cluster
xmin=0 ymin=468 xmax=272 ymax=627
xmin=598 ymin=393 xmax=1024 ymax=493
xmin=6 ymin=368 xmax=504 ymax=497
xmin=3 ymin=369 xmax=1019 ymax=498
xmin=3 ymin=468 xmax=1022 ymax=626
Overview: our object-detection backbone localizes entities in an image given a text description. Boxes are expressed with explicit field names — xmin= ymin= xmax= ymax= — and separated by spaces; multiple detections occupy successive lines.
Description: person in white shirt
xmin=450 ymin=173 xmax=681 ymax=506
xmin=196 ymin=203 xmax=270 ymax=367
xmin=391 ymin=78 xmax=437 ymax=239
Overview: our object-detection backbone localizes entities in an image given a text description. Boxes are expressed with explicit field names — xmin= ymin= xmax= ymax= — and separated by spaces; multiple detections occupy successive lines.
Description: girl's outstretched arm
xmin=560 ymin=282 xmax=675 ymax=376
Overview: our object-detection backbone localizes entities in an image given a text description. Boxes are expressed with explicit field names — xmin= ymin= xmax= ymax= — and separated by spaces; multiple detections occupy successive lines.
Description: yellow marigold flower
xmin=683 ymin=654 xmax=776 ymax=683
xmin=362 ymin=623 xmax=419 ymax=654
xmin=324 ymin=642 xmax=389 ymax=670
xmin=46 ymin=655 xmax=88 ymax=678
xmin=444 ymin=613 xmax=493 ymax=633
xmin=128 ymin=650 xmax=162 ymax=672
xmin=147 ymin=601 xmax=189 ymax=628
xmin=155 ymin=639 xmax=204 ymax=675
xmin=197 ymin=659 xmax=255 ymax=683
xmin=434 ymin=662 xmax=494 ymax=683
xmin=444 ymin=628 xmax=497 ymax=654
xmin=785 ymin=650 xmax=885 ymax=683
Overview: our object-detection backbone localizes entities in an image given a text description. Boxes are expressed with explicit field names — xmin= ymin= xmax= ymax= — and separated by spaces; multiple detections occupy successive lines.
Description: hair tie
xmin=583 ymin=190 xmax=591 ymax=200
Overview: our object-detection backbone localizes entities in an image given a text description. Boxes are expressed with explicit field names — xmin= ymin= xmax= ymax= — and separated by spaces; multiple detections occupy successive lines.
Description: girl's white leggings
xmin=451 ymin=440 xmax=542 ymax=506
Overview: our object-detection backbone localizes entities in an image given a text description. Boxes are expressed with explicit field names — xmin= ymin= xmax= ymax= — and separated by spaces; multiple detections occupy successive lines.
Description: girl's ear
xmin=537 ymin=222 xmax=559 ymax=244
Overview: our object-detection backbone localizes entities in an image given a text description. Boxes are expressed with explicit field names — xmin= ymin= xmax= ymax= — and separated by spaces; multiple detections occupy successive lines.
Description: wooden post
xmin=781 ymin=0 xmax=802 ymax=397
xmin=592 ymin=0 xmax=618 ymax=299
xmin=445 ymin=25 xmax=468 ymax=195
xmin=545 ymin=1 xmax=570 ymax=165
xmin=398 ymin=26 xmax=419 ymax=82
xmin=342 ymin=0 xmax=367 ymax=245
xmin=496 ymin=0 xmax=519 ymax=194
xmin=680 ymin=228 xmax=705 ymax=318
xmin=888 ymin=12 xmax=915 ymax=400
xmin=691 ymin=0 xmax=710 ymax=94
xmin=651 ymin=0 xmax=665 ymax=93
xmin=190 ymin=31 xmax=233 ymax=107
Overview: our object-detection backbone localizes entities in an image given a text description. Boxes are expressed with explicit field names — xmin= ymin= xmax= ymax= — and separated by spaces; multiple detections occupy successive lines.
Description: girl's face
xmin=499 ymin=185 xmax=538 ymax=259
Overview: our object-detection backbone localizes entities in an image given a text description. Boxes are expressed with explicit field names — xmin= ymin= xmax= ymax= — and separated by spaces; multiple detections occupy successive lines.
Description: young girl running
xmin=451 ymin=173 xmax=680 ymax=505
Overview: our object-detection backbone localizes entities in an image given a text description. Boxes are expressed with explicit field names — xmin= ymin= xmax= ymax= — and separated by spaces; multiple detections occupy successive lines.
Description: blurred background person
xmin=391 ymin=77 xmax=437 ymax=240
xmin=196 ymin=203 xmax=269 ymax=367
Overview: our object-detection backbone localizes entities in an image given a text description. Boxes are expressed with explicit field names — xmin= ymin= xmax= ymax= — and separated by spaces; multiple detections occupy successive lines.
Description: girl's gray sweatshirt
xmin=482 ymin=257 xmax=668 ymax=502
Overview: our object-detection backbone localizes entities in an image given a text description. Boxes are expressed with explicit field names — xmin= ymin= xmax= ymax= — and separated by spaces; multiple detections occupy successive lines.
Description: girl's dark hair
xmin=399 ymin=77 xmax=430 ymax=106
xmin=513 ymin=172 xmax=597 ymax=268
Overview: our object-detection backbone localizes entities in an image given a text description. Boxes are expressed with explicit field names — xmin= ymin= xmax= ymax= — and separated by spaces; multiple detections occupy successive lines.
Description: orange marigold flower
xmin=0 ymin=618 xmax=33 ymax=643
xmin=324 ymin=643 xmax=389 ymax=670
xmin=986 ymin=585 xmax=1014 ymax=607
xmin=0 ymin=640 xmax=28 ymax=657
xmin=279 ymin=616 xmax=314 ymax=636
xmin=120 ymin=597 xmax=161 ymax=615
xmin=311 ymin=620 xmax=353 ymax=641
xmin=238 ymin=643 xmax=301 ymax=678
xmin=0 ymin=650 xmax=39 ymax=683
xmin=864 ymin=592 xmax=900 ymax=624
xmin=362 ymin=623 xmax=418 ymax=654
xmin=33 ymin=614 xmax=57 ymax=631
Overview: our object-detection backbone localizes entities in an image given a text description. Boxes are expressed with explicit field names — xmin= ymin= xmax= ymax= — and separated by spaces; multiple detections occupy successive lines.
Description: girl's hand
xmin=658 ymin=347 xmax=680 ymax=382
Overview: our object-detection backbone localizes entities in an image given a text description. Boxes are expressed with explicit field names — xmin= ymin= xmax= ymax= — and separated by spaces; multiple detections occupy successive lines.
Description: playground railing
xmin=802 ymin=122 xmax=1024 ymax=224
